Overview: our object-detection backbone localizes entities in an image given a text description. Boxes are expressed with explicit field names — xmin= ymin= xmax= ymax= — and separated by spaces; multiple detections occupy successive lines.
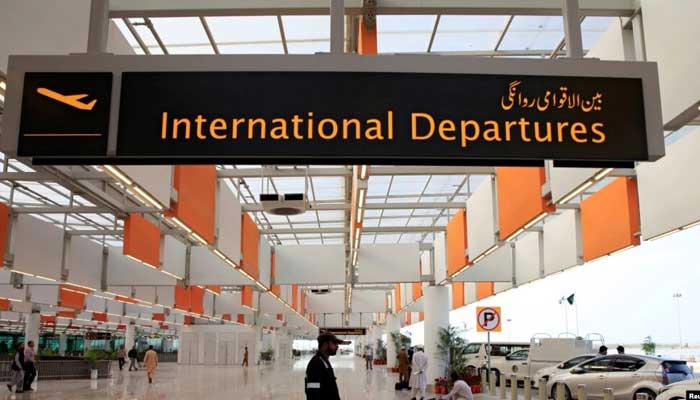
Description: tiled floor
xmin=3 ymin=354 xmax=477 ymax=399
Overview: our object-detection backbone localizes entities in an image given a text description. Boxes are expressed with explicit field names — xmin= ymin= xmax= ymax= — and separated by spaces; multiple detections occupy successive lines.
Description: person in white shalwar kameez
xmin=409 ymin=347 xmax=428 ymax=400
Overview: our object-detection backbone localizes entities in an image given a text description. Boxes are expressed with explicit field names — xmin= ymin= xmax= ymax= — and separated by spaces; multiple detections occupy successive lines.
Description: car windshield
xmin=663 ymin=361 xmax=692 ymax=375
xmin=465 ymin=343 xmax=482 ymax=354
xmin=560 ymin=355 xmax=595 ymax=369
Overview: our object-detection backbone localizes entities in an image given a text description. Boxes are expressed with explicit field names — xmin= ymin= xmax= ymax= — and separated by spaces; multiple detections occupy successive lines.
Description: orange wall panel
xmin=190 ymin=286 xmax=204 ymax=314
xmin=171 ymin=165 xmax=216 ymax=244
xmin=57 ymin=311 xmax=76 ymax=319
xmin=123 ymin=213 xmax=161 ymax=267
xmin=419 ymin=312 xmax=424 ymax=322
xmin=152 ymin=313 xmax=165 ymax=322
xmin=394 ymin=284 xmax=401 ymax=313
xmin=174 ymin=285 xmax=191 ymax=311
xmin=237 ymin=314 xmax=245 ymax=324
xmin=270 ymin=253 xmax=280 ymax=296
xmin=0 ymin=203 xmax=9 ymax=262
xmin=0 ymin=298 xmax=10 ymax=311
xmin=92 ymin=312 xmax=107 ymax=322
xmin=240 ymin=213 xmax=260 ymax=279
xmin=222 ymin=314 xmax=231 ymax=321
xmin=205 ymin=285 xmax=221 ymax=295
xmin=184 ymin=315 xmax=194 ymax=325
xmin=292 ymin=284 xmax=299 ymax=311
xmin=452 ymin=282 xmax=465 ymax=310
xmin=300 ymin=290 xmax=306 ymax=315
xmin=406 ymin=312 xmax=412 ymax=325
xmin=241 ymin=286 xmax=253 ymax=309
xmin=476 ymin=282 xmax=494 ymax=300
xmin=59 ymin=286 xmax=85 ymax=310
xmin=412 ymin=282 xmax=423 ymax=300
xmin=358 ymin=17 xmax=377 ymax=55
xmin=581 ymin=177 xmax=641 ymax=261
xmin=446 ymin=209 xmax=469 ymax=276
xmin=496 ymin=167 xmax=554 ymax=240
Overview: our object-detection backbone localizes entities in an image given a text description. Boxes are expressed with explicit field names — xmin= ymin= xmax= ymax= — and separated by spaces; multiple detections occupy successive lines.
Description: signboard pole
xmin=487 ymin=330 xmax=491 ymax=383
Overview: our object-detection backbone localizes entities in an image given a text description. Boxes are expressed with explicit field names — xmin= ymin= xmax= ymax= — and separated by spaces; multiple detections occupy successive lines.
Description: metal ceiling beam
xmin=218 ymin=166 xmax=493 ymax=178
xmin=108 ymin=0 xmax=635 ymax=18
xmin=260 ymin=225 xmax=444 ymax=234
xmin=11 ymin=206 xmax=154 ymax=214
xmin=242 ymin=201 xmax=462 ymax=211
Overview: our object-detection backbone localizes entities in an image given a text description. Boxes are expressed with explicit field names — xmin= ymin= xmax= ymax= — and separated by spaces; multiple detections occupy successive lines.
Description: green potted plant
xmin=436 ymin=325 xmax=470 ymax=387
xmin=84 ymin=349 xmax=100 ymax=380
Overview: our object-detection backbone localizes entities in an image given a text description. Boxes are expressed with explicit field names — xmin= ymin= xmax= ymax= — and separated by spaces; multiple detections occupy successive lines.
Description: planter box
xmin=0 ymin=360 xmax=112 ymax=380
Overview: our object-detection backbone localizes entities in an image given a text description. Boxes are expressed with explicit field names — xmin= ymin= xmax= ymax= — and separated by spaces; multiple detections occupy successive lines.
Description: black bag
xmin=395 ymin=381 xmax=410 ymax=390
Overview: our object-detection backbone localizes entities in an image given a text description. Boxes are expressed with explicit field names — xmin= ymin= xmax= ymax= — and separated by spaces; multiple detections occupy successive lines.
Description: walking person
xmin=305 ymin=333 xmax=349 ymax=400
xmin=23 ymin=340 xmax=37 ymax=391
xmin=409 ymin=346 xmax=428 ymax=400
xmin=128 ymin=346 xmax=139 ymax=371
xmin=365 ymin=346 xmax=373 ymax=370
xmin=7 ymin=343 xmax=25 ymax=394
xmin=117 ymin=346 xmax=127 ymax=371
xmin=143 ymin=345 xmax=158 ymax=384
xmin=242 ymin=346 xmax=249 ymax=367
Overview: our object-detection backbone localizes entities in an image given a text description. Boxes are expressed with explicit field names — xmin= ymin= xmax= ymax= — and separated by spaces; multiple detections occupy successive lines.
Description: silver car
xmin=547 ymin=355 xmax=694 ymax=400
xmin=532 ymin=354 xmax=597 ymax=388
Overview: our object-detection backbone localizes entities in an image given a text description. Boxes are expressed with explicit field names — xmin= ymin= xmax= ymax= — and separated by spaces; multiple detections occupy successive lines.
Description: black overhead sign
xmin=322 ymin=327 xmax=367 ymax=336
xmin=16 ymin=70 xmax=652 ymax=166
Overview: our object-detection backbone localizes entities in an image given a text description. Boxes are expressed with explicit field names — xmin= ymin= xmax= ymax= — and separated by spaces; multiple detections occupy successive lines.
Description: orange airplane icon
xmin=37 ymin=87 xmax=97 ymax=110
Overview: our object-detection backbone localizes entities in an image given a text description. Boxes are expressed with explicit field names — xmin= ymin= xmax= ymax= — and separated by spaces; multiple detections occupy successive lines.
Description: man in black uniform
xmin=305 ymin=332 xmax=349 ymax=400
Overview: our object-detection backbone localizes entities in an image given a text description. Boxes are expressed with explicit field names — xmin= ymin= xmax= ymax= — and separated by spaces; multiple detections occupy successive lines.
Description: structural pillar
xmin=562 ymin=0 xmax=584 ymax=58
xmin=424 ymin=285 xmax=450 ymax=384
xmin=87 ymin=0 xmax=110 ymax=54
xmin=58 ymin=333 xmax=67 ymax=356
xmin=385 ymin=314 xmax=400 ymax=368
xmin=330 ymin=0 xmax=344 ymax=54
xmin=24 ymin=312 xmax=40 ymax=347
xmin=125 ymin=324 xmax=136 ymax=350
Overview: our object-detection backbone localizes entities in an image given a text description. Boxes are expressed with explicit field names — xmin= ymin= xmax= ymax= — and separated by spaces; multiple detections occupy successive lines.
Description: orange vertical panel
xmin=476 ymin=282 xmax=494 ymax=300
xmin=152 ymin=313 xmax=165 ymax=322
xmin=0 ymin=298 xmax=10 ymax=311
xmin=394 ymin=284 xmax=401 ymax=313
xmin=276 ymin=314 xmax=283 ymax=321
xmin=419 ymin=312 xmax=424 ymax=322
xmin=222 ymin=314 xmax=231 ymax=321
xmin=292 ymin=285 xmax=299 ymax=311
xmin=59 ymin=286 xmax=86 ymax=310
xmin=57 ymin=311 xmax=76 ymax=319
xmin=241 ymin=286 xmax=253 ymax=309
xmin=240 ymin=213 xmax=260 ymax=279
xmin=190 ymin=286 xmax=204 ymax=314
xmin=270 ymin=253 xmax=280 ymax=296
xmin=581 ymin=177 xmax=641 ymax=261
xmin=358 ymin=17 xmax=377 ymax=55
xmin=184 ymin=315 xmax=194 ymax=325
xmin=174 ymin=285 xmax=191 ymax=311
xmin=496 ymin=167 xmax=555 ymax=240
xmin=0 ymin=203 xmax=9 ymax=262
xmin=170 ymin=165 xmax=216 ymax=244
xmin=123 ymin=213 xmax=161 ymax=267
xmin=300 ymin=290 xmax=306 ymax=315
xmin=41 ymin=315 xmax=56 ymax=324
xmin=237 ymin=314 xmax=245 ymax=324
xmin=452 ymin=282 xmax=465 ymax=310
xmin=92 ymin=312 xmax=107 ymax=322
xmin=446 ymin=209 xmax=469 ymax=276
xmin=412 ymin=282 xmax=423 ymax=300
xmin=407 ymin=312 xmax=412 ymax=325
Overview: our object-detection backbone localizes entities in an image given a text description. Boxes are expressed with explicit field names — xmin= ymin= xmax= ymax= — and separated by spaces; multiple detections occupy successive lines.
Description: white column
xmin=385 ymin=314 xmax=400 ymax=368
xmin=330 ymin=0 xmax=344 ymax=54
xmin=87 ymin=0 xmax=109 ymax=54
xmin=24 ymin=312 xmax=40 ymax=347
xmin=255 ymin=323 xmax=263 ymax=365
xmin=58 ymin=333 xmax=67 ymax=356
xmin=125 ymin=324 xmax=136 ymax=350
xmin=424 ymin=285 xmax=450 ymax=384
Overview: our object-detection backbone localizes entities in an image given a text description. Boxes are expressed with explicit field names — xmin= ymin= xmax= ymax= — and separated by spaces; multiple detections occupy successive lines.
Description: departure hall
xmin=0 ymin=1 xmax=699 ymax=400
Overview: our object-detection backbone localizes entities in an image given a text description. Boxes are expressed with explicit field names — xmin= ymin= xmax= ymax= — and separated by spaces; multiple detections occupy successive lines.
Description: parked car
xmin=532 ymin=354 xmax=598 ymax=388
xmin=656 ymin=378 xmax=700 ymax=400
xmin=490 ymin=338 xmax=594 ymax=386
xmin=464 ymin=341 xmax=530 ymax=375
xmin=547 ymin=355 xmax=694 ymax=400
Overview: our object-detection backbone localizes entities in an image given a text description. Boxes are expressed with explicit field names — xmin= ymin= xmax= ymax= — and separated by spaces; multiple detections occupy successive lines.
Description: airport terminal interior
xmin=0 ymin=0 xmax=699 ymax=399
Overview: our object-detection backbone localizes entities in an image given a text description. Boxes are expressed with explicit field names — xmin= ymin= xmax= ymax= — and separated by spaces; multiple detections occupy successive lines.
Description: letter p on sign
xmin=476 ymin=307 xmax=502 ymax=332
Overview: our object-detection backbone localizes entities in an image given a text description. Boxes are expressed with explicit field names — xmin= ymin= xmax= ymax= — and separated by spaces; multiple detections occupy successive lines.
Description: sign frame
xmin=1 ymin=54 xmax=664 ymax=165
xmin=476 ymin=306 xmax=502 ymax=332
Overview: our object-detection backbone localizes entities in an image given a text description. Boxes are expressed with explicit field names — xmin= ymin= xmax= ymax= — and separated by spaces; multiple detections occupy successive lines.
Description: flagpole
xmin=574 ymin=292 xmax=579 ymax=336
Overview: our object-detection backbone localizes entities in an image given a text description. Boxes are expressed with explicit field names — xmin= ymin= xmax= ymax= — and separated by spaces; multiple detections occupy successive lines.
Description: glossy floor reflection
xmin=4 ymin=354 xmax=487 ymax=399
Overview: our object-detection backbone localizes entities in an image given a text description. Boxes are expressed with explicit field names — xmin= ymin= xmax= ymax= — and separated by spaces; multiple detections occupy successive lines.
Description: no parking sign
xmin=476 ymin=307 xmax=502 ymax=332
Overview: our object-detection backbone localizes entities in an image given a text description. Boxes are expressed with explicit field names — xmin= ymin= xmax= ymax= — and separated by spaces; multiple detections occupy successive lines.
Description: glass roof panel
xmin=283 ymin=16 xmax=330 ymax=54
xmin=432 ymin=15 xmax=509 ymax=52
xmin=389 ymin=175 xmax=430 ymax=195
xmin=150 ymin=17 xmax=212 ymax=54
xmin=377 ymin=15 xmax=435 ymax=53
xmin=499 ymin=16 xmax=564 ymax=51
xmin=581 ymin=17 xmax=616 ymax=49
xmin=206 ymin=16 xmax=283 ymax=54
xmin=128 ymin=18 xmax=165 ymax=55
